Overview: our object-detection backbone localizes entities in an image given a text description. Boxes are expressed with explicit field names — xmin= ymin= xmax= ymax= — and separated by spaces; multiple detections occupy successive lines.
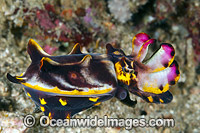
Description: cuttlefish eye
xmin=122 ymin=67 xmax=134 ymax=74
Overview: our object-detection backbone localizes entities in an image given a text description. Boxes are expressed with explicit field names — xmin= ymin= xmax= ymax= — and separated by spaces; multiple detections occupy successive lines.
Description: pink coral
xmin=43 ymin=45 xmax=58 ymax=55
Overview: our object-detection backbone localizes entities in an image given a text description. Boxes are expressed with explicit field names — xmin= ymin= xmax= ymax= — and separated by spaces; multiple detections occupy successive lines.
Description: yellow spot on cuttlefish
xmin=66 ymin=113 xmax=70 ymax=119
xmin=94 ymin=102 xmax=101 ymax=106
xmin=159 ymin=99 xmax=164 ymax=103
xmin=48 ymin=112 xmax=52 ymax=119
xmin=163 ymin=83 xmax=169 ymax=91
xmin=27 ymin=92 xmax=31 ymax=97
xmin=89 ymin=97 xmax=99 ymax=102
xmin=40 ymin=106 xmax=45 ymax=112
xmin=21 ymin=82 xmax=112 ymax=96
xmin=175 ymin=74 xmax=180 ymax=82
xmin=147 ymin=96 xmax=153 ymax=102
xmin=39 ymin=98 xmax=47 ymax=105
xmin=59 ymin=98 xmax=67 ymax=106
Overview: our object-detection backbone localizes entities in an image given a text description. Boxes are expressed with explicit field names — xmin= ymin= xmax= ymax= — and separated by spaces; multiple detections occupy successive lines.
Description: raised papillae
xmin=7 ymin=33 xmax=180 ymax=119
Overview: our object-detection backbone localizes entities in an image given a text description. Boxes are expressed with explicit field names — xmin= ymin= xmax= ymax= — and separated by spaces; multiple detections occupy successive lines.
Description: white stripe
xmin=26 ymin=74 xmax=115 ymax=92
xmin=27 ymin=75 xmax=54 ymax=89
xmin=53 ymin=75 xmax=77 ymax=89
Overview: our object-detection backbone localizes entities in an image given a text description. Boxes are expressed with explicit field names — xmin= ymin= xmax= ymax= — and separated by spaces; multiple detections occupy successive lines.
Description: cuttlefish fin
xmin=80 ymin=55 xmax=92 ymax=67
xmin=27 ymin=39 xmax=50 ymax=62
xmin=39 ymin=57 xmax=61 ymax=72
xmin=68 ymin=43 xmax=82 ymax=55
xmin=39 ymin=55 xmax=92 ymax=71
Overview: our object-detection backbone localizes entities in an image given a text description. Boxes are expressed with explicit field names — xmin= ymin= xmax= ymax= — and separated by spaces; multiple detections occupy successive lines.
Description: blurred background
xmin=0 ymin=0 xmax=199 ymax=132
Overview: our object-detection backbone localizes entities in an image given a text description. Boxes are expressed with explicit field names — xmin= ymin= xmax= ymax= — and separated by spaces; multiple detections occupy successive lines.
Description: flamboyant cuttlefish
xmin=7 ymin=33 xmax=180 ymax=119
